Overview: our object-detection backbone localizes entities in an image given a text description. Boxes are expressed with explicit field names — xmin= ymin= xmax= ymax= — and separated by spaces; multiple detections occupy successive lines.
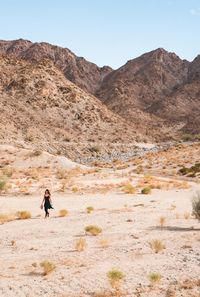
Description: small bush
xmin=99 ymin=238 xmax=109 ymax=248
xmin=123 ymin=183 xmax=136 ymax=194
xmin=59 ymin=209 xmax=68 ymax=217
xmin=85 ymin=225 xmax=102 ymax=236
xmin=86 ymin=206 xmax=94 ymax=214
xmin=149 ymin=239 xmax=166 ymax=253
xmin=40 ymin=260 xmax=56 ymax=275
xmin=148 ymin=272 xmax=162 ymax=284
xmin=71 ymin=186 xmax=78 ymax=193
xmin=75 ymin=238 xmax=87 ymax=251
xmin=141 ymin=186 xmax=152 ymax=194
xmin=192 ymin=192 xmax=200 ymax=220
xmin=107 ymin=269 xmax=125 ymax=289
xmin=0 ymin=214 xmax=15 ymax=224
xmin=0 ymin=179 xmax=7 ymax=192
xmin=159 ymin=216 xmax=166 ymax=227
xmin=16 ymin=211 xmax=31 ymax=220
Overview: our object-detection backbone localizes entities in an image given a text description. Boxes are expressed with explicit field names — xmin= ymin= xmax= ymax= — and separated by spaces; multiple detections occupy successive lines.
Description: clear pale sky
xmin=0 ymin=0 xmax=200 ymax=68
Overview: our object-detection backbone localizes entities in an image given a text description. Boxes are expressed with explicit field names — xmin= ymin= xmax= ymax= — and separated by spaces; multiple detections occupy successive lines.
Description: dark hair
xmin=45 ymin=189 xmax=51 ymax=196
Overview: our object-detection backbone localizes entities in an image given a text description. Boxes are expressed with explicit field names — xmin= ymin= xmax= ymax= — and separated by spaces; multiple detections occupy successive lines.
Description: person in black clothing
xmin=41 ymin=189 xmax=54 ymax=218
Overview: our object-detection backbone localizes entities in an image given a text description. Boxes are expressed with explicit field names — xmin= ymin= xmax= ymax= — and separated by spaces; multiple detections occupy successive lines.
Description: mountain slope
xmin=96 ymin=48 xmax=200 ymax=135
xmin=0 ymin=54 xmax=141 ymax=159
xmin=0 ymin=39 xmax=112 ymax=95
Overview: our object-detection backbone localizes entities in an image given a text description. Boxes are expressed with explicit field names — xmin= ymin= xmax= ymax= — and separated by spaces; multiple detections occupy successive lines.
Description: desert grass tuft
xmin=123 ymin=183 xmax=136 ymax=194
xmin=141 ymin=186 xmax=152 ymax=195
xmin=107 ymin=269 xmax=125 ymax=290
xmin=99 ymin=238 xmax=109 ymax=248
xmin=59 ymin=209 xmax=68 ymax=217
xmin=40 ymin=260 xmax=56 ymax=275
xmin=158 ymin=216 xmax=166 ymax=227
xmin=86 ymin=206 xmax=94 ymax=214
xmin=149 ymin=239 xmax=166 ymax=253
xmin=16 ymin=211 xmax=31 ymax=220
xmin=148 ymin=272 xmax=162 ymax=284
xmin=75 ymin=238 xmax=87 ymax=251
xmin=85 ymin=225 xmax=102 ymax=236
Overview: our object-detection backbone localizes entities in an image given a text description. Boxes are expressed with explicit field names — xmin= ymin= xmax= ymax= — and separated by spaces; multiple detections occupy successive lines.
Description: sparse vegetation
xmin=159 ymin=216 xmax=166 ymax=227
xmin=99 ymin=238 xmax=109 ymax=248
xmin=107 ymin=269 xmax=125 ymax=290
xmin=0 ymin=178 xmax=7 ymax=192
xmin=85 ymin=225 xmax=102 ymax=236
xmin=149 ymin=239 xmax=166 ymax=253
xmin=123 ymin=183 xmax=136 ymax=194
xmin=86 ymin=206 xmax=94 ymax=214
xmin=179 ymin=163 xmax=200 ymax=177
xmin=192 ymin=191 xmax=200 ymax=220
xmin=75 ymin=238 xmax=87 ymax=251
xmin=141 ymin=186 xmax=152 ymax=194
xmin=16 ymin=211 xmax=31 ymax=220
xmin=0 ymin=214 xmax=15 ymax=224
xmin=148 ymin=272 xmax=162 ymax=284
xmin=71 ymin=186 xmax=79 ymax=193
xmin=59 ymin=209 xmax=68 ymax=217
xmin=40 ymin=260 xmax=56 ymax=275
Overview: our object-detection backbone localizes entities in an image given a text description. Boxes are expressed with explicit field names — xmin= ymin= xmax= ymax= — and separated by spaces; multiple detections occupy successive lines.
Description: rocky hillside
xmin=0 ymin=39 xmax=199 ymax=145
xmin=0 ymin=39 xmax=112 ymax=95
xmin=96 ymin=48 xmax=200 ymax=135
xmin=0 ymin=55 xmax=140 ymax=159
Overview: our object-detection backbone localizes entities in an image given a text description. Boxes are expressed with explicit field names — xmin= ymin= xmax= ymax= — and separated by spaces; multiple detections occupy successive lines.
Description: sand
xmin=0 ymin=182 xmax=200 ymax=297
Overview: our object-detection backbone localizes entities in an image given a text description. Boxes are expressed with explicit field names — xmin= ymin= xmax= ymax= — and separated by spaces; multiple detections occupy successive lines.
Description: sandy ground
xmin=0 ymin=183 xmax=200 ymax=297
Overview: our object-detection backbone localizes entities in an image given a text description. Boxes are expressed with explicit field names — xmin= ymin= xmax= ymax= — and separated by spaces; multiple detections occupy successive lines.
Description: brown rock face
xmin=96 ymin=48 xmax=200 ymax=135
xmin=0 ymin=54 xmax=141 ymax=158
xmin=0 ymin=39 xmax=112 ymax=95
xmin=0 ymin=39 xmax=199 ymax=142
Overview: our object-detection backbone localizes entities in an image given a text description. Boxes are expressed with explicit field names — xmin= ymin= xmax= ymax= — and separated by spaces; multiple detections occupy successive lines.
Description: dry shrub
xmin=99 ymin=238 xmax=109 ymax=248
xmin=0 ymin=214 xmax=15 ymax=224
xmin=86 ymin=206 xmax=94 ymax=214
xmin=16 ymin=211 xmax=31 ymax=220
xmin=59 ymin=209 xmax=68 ymax=217
xmin=149 ymin=239 xmax=166 ymax=253
xmin=159 ymin=216 xmax=166 ymax=227
xmin=141 ymin=186 xmax=152 ymax=195
xmin=123 ymin=183 xmax=136 ymax=194
xmin=107 ymin=269 xmax=125 ymax=290
xmin=71 ymin=186 xmax=79 ymax=193
xmin=75 ymin=238 xmax=87 ymax=251
xmin=0 ymin=178 xmax=7 ymax=192
xmin=85 ymin=225 xmax=102 ymax=236
xmin=40 ymin=260 xmax=56 ymax=275
xmin=148 ymin=272 xmax=162 ymax=284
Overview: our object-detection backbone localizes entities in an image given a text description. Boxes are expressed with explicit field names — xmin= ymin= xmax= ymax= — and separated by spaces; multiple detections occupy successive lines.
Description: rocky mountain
xmin=0 ymin=54 xmax=141 ymax=159
xmin=0 ymin=39 xmax=112 ymax=95
xmin=0 ymin=39 xmax=199 ymax=149
xmin=96 ymin=48 xmax=200 ymax=135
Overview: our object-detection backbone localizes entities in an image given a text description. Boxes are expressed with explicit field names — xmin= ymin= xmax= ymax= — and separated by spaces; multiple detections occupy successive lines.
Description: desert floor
xmin=0 ymin=183 xmax=200 ymax=297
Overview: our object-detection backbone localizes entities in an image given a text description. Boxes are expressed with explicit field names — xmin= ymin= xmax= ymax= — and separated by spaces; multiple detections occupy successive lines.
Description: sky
xmin=0 ymin=0 xmax=200 ymax=68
